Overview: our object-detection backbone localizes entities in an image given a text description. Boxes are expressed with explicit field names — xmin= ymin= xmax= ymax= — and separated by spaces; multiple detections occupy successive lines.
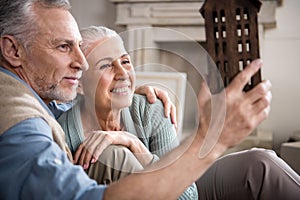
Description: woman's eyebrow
xmin=94 ymin=54 xmax=129 ymax=66
xmin=95 ymin=57 xmax=113 ymax=66
xmin=121 ymin=54 xmax=129 ymax=58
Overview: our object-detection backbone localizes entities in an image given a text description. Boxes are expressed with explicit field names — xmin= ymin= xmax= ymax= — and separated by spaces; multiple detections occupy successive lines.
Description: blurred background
xmin=69 ymin=0 xmax=300 ymax=154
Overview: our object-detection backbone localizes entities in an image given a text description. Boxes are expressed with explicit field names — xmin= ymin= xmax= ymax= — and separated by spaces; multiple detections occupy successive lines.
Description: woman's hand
xmin=74 ymin=130 xmax=153 ymax=169
xmin=135 ymin=85 xmax=177 ymax=129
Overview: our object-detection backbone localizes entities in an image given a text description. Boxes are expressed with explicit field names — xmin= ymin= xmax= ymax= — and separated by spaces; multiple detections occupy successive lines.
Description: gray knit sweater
xmin=58 ymin=94 xmax=198 ymax=199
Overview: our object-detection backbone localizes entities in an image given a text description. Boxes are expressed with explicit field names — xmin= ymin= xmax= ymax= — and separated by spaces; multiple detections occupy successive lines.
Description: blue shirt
xmin=0 ymin=67 xmax=106 ymax=200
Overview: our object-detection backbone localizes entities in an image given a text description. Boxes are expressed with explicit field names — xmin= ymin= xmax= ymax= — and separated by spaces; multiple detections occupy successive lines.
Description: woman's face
xmin=82 ymin=36 xmax=135 ymax=112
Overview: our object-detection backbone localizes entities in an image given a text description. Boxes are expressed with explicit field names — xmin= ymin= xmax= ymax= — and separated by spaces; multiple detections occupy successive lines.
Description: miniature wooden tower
xmin=200 ymin=0 xmax=262 ymax=93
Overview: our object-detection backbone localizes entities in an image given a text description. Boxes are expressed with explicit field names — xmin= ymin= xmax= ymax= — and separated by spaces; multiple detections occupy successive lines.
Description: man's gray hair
xmin=80 ymin=26 xmax=120 ymax=55
xmin=0 ymin=0 xmax=71 ymax=51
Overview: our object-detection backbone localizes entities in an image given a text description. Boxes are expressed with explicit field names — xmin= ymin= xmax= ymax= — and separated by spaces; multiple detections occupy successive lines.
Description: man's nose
xmin=71 ymin=46 xmax=88 ymax=71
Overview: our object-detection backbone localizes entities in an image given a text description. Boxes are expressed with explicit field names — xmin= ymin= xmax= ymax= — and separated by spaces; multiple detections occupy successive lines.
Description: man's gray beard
xmin=37 ymin=82 xmax=77 ymax=103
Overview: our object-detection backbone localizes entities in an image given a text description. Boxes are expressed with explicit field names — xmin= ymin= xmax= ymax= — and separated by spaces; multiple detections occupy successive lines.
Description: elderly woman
xmin=58 ymin=26 xmax=198 ymax=199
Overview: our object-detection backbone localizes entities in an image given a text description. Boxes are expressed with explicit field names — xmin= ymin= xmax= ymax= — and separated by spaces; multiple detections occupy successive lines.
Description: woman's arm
xmin=73 ymin=130 xmax=156 ymax=169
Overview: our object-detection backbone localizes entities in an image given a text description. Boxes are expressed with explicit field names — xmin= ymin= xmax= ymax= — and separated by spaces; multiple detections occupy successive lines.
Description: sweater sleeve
xmin=144 ymin=99 xmax=179 ymax=157
xmin=128 ymin=94 xmax=179 ymax=157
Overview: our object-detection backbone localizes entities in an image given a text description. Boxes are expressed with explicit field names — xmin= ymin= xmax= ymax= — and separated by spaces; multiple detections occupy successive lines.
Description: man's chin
xmin=60 ymin=92 xmax=77 ymax=103
xmin=49 ymin=89 xmax=77 ymax=103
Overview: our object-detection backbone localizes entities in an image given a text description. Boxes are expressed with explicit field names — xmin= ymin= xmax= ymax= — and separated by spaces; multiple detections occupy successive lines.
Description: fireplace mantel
xmin=111 ymin=0 xmax=281 ymax=65
xmin=111 ymin=0 xmax=280 ymax=29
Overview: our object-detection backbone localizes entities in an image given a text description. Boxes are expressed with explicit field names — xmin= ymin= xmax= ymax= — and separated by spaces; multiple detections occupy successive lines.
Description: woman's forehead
xmin=86 ymin=36 xmax=127 ymax=64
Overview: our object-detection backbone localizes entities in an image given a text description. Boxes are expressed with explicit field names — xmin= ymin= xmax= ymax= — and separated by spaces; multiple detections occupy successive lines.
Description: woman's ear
xmin=0 ymin=35 xmax=23 ymax=67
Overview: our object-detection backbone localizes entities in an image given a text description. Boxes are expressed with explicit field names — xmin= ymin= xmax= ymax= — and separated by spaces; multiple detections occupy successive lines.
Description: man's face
xmin=21 ymin=6 xmax=87 ymax=103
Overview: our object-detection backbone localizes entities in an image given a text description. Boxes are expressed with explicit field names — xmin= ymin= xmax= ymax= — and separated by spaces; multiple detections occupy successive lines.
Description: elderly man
xmin=0 ymin=0 xmax=299 ymax=200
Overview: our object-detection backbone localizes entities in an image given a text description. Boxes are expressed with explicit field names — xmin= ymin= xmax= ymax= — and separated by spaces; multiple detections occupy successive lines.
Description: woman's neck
xmin=80 ymin=99 xmax=123 ymax=137
xmin=95 ymin=109 xmax=123 ymax=131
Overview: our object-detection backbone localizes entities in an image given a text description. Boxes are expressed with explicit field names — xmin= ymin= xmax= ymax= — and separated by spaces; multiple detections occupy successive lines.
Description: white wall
xmin=69 ymin=0 xmax=123 ymax=31
xmin=260 ymin=0 xmax=300 ymax=150
xmin=70 ymin=0 xmax=300 ymax=150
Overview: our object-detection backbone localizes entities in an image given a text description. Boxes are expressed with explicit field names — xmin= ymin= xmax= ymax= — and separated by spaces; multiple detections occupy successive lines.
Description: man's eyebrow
xmin=52 ymin=38 xmax=76 ymax=46
xmin=64 ymin=40 xmax=75 ymax=46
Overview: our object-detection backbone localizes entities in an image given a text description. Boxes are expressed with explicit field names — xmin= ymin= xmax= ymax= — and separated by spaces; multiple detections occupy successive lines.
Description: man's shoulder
xmin=1 ymin=117 xmax=53 ymax=143
xmin=0 ymin=68 xmax=55 ymax=135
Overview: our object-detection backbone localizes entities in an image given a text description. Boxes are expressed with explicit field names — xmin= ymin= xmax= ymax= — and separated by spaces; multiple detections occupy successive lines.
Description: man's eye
xmin=58 ymin=44 xmax=70 ymax=52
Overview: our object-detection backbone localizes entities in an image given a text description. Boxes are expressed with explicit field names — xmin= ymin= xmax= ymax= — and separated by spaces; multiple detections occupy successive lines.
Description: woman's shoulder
xmin=130 ymin=94 xmax=165 ymax=120
xmin=132 ymin=94 xmax=164 ymax=109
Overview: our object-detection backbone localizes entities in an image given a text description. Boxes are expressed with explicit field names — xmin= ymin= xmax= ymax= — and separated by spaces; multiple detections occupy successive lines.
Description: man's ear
xmin=0 ymin=35 xmax=23 ymax=67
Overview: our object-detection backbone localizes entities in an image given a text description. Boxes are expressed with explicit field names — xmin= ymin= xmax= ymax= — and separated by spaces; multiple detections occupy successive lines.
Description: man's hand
xmin=198 ymin=59 xmax=272 ymax=154
xmin=135 ymin=85 xmax=177 ymax=129
xmin=74 ymin=131 xmax=153 ymax=170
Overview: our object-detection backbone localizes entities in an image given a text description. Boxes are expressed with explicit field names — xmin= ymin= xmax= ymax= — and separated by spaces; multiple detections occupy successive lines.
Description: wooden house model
xmin=200 ymin=0 xmax=262 ymax=93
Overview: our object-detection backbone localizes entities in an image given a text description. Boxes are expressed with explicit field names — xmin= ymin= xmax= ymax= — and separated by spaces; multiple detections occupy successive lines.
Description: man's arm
xmin=0 ymin=118 xmax=106 ymax=200
xmin=103 ymin=59 xmax=271 ymax=199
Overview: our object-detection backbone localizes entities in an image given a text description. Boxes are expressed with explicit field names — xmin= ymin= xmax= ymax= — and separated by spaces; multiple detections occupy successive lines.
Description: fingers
xmin=79 ymin=149 xmax=92 ymax=170
xmin=92 ymin=139 xmax=111 ymax=162
xmin=73 ymin=131 xmax=109 ymax=169
xmin=245 ymin=80 xmax=272 ymax=103
xmin=228 ymin=59 xmax=262 ymax=92
xmin=135 ymin=85 xmax=157 ymax=104
xmin=170 ymin=103 xmax=178 ymax=130
xmin=73 ymin=144 xmax=84 ymax=164
xmin=75 ymin=139 xmax=97 ymax=169
xmin=252 ymin=90 xmax=272 ymax=116
xmin=152 ymin=87 xmax=178 ymax=125
xmin=153 ymin=88 xmax=171 ymax=117
xmin=244 ymin=80 xmax=272 ymax=124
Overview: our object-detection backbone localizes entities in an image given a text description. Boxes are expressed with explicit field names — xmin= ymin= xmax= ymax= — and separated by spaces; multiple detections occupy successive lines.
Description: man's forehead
xmin=35 ymin=6 xmax=81 ymax=41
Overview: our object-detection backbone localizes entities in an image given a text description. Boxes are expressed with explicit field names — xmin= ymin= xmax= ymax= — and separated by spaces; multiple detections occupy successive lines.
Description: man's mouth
xmin=64 ymin=76 xmax=79 ymax=85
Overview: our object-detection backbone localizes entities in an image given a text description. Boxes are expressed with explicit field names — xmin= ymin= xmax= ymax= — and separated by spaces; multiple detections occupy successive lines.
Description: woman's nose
xmin=113 ymin=60 xmax=128 ymax=79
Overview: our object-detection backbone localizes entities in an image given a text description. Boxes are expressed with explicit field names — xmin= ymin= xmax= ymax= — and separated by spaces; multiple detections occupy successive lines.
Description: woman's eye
xmin=122 ymin=60 xmax=130 ymax=65
xmin=99 ymin=64 xmax=111 ymax=70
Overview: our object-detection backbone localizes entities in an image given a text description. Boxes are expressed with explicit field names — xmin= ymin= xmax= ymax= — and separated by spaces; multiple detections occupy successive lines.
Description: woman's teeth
xmin=111 ymin=87 xmax=128 ymax=93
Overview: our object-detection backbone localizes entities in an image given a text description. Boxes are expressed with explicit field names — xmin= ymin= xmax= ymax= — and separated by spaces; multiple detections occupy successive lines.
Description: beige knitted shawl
xmin=0 ymin=70 xmax=73 ymax=161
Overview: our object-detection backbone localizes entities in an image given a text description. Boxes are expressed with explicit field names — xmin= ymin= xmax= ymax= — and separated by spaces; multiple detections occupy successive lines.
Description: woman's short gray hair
xmin=80 ymin=26 xmax=120 ymax=55
xmin=0 ymin=0 xmax=71 ymax=51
